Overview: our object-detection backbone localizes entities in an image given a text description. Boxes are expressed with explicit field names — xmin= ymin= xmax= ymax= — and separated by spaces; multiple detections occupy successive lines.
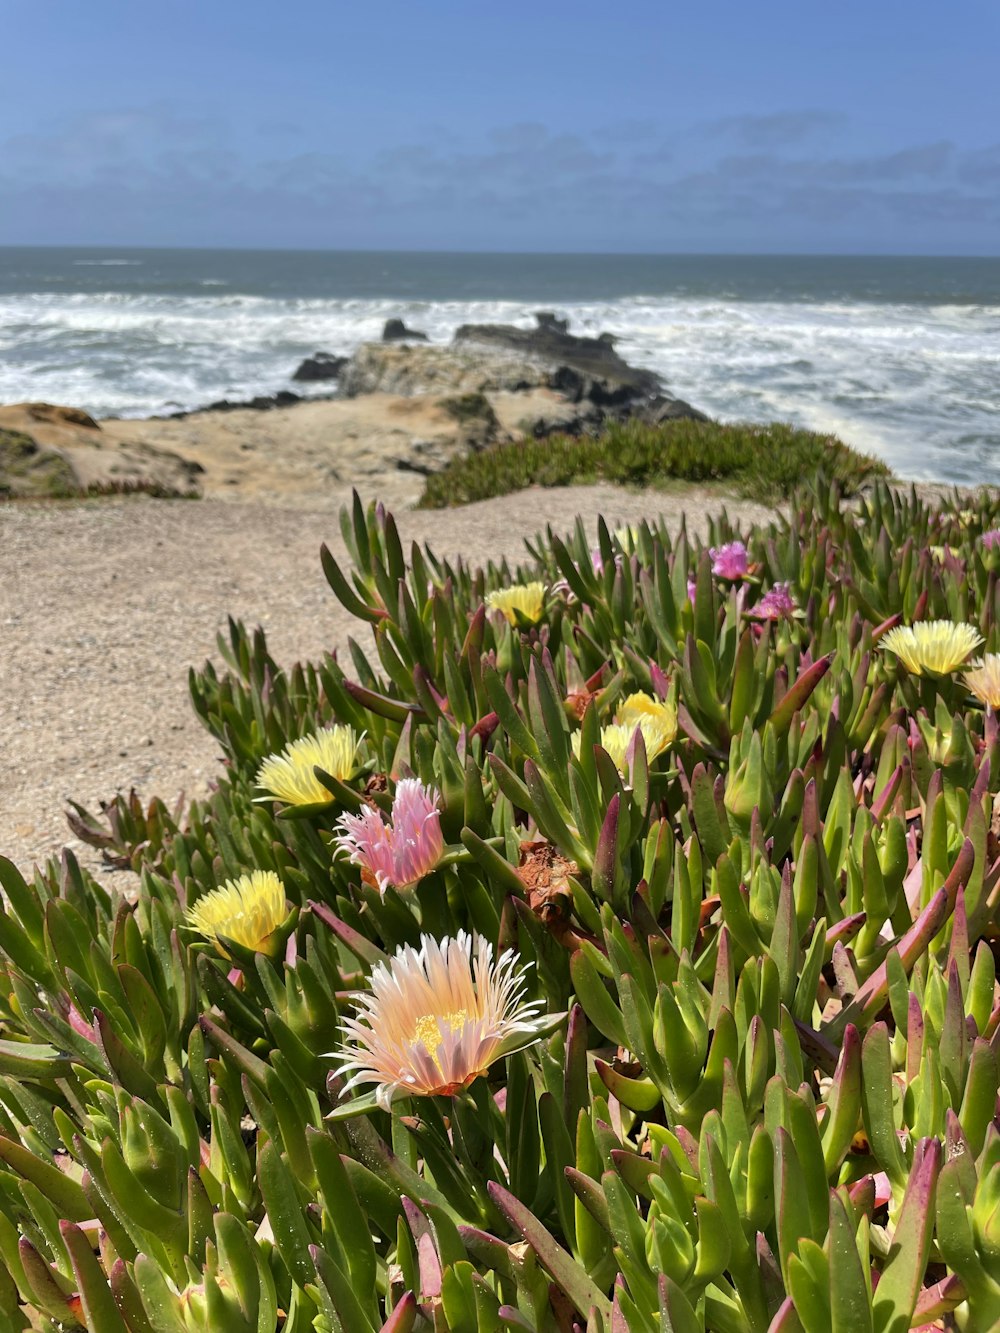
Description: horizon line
xmin=1 ymin=243 xmax=998 ymax=261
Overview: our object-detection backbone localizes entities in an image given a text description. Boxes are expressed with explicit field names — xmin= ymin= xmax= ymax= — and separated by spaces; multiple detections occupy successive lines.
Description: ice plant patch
xmin=255 ymin=724 xmax=362 ymax=805
xmin=880 ymin=620 xmax=983 ymax=677
xmin=11 ymin=482 xmax=1000 ymax=1330
xmin=186 ymin=869 xmax=288 ymax=957
xmin=333 ymin=777 xmax=443 ymax=892
xmin=484 ymin=580 xmax=546 ymax=625
xmin=333 ymin=931 xmax=549 ymax=1108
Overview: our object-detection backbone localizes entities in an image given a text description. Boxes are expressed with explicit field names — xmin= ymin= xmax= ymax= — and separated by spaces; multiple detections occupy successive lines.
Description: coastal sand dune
xmin=1 ymin=486 xmax=776 ymax=875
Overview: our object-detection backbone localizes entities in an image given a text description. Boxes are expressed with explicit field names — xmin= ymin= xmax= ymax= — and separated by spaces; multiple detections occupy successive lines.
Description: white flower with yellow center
xmin=333 ymin=932 xmax=550 ymax=1109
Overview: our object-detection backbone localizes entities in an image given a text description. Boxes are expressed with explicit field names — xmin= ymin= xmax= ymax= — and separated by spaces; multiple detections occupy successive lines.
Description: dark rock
xmin=548 ymin=365 xmax=585 ymax=403
xmin=167 ymin=390 xmax=304 ymax=419
xmin=453 ymin=319 xmax=661 ymax=399
xmin=534 ymin=311 xmax=569 ymax=333
xmin=382 ymin=318 xmax=429 ymax=343
xmin=292 ymin=352 xmax=347 ymax=382
xmin=641 ymin=394 xmax=710 ymax=425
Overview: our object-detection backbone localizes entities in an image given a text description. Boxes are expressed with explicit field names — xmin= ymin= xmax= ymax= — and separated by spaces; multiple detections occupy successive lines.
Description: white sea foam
xmin=0 ymin=289 xmax=997 ymax=483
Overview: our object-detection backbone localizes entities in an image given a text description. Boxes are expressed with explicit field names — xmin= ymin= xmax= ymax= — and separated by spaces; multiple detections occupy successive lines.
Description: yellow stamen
xmin=414 ymin=1010 xmax=469 ymax=1058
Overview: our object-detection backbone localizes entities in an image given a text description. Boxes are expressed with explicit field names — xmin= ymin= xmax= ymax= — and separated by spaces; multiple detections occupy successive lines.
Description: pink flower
xmin=749 ymin=582 xmax=798 ymax=621
xmin=686 ymin=578 xmax=697 ymax=604
xmin=709 ymin=540 xmax=749 ymax=580
xmin=982 ymin=529 xmax=1000 ymax=550
xmin=334 ymin=779 xmax=444 ymax=893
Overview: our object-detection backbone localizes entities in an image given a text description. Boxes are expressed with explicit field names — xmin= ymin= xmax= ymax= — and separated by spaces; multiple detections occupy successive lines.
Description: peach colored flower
xmin=333 ymin=932 xmax=550 ymax=1108
xmin=334 ymin=779 xmax=443 ymax=892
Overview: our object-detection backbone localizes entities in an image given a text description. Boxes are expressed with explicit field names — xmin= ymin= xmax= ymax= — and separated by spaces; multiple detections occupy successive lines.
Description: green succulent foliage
xmin=4 ymin=482 xmax=1000 ymax=1328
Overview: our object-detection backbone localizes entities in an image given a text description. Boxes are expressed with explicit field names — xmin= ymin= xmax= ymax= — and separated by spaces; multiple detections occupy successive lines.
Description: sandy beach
xmin=1 ymin=485 xmax=778 ymax=877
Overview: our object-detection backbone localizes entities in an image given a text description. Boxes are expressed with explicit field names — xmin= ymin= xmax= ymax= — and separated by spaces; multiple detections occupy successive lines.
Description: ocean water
xmin=1 ymin=247 xmax=998 ymax=485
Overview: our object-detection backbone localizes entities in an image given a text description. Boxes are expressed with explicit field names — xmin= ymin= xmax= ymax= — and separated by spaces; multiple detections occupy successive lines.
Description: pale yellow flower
xmin=187 ymin=870 xmax=288 ymax=957
xmin=618 ymin=691 xmax=676 ymax=754
xmin=333 ymin=932 xmax=550 ymax=1109
xmin=572 ymin=695 xmax=677 ymax=773
xmin=965 ymin=655 xmax=1000 ymax=708
xmin=880 ymin=621 xmax=983 ymax=678
xmin=484 ymin=582 xmax=546 ymax=626
xmin=255 ymin=725 xmax=362 ymax=805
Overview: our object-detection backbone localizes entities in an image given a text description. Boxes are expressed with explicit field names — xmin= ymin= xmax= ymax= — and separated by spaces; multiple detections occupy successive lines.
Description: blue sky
xmin=2 ymin=0 xmax=998 ymax=253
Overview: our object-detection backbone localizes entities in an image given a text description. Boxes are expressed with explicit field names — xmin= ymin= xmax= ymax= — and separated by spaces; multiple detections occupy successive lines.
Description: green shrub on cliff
xmin=419 ymin=417 xmax=889 ymax=507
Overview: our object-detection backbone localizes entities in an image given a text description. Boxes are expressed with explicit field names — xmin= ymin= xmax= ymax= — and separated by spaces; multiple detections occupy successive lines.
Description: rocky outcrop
xmin=2 ymin=317 xmax=706 ymax=509
xmin=292 ymin=352 xmax=347 ymax=382
xmin=454 ymin=311 xmax=662 ymax=399
xmin=382 ymin=318 xmax=429 ymax=342
xmin=336 ymin=316 xmax=707 ymax=431
xmin=339 ymin=342 xmax=550 ymax=398
xmin=0 ymin=404 xmax=203 ymax=499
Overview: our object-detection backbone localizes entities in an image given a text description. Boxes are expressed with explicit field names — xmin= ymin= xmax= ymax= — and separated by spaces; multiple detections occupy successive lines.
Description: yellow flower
xmin=187 ymin=870 xmax=288 ymax=957
xmin=617 ymin=691 xmax=677 ymax=759
xmin=965 ymin=655 xmax=1000 ymax=708
xmin=484 ymin=582 xmax=546 ymax=626
xmin=572 ymin=695 xmax=677 ymax=773
xmin=255 ymin=725 xmax=362 ymax=805
xmin=333 ymin=932 xmax=550 ymax=1109
xmin=618 ymin=691 xmax=677 ymax=735
xmin=613 ymin=524 xmax=641 ymax=549
xmin=880 ymin=621 xmax=983 ymax=678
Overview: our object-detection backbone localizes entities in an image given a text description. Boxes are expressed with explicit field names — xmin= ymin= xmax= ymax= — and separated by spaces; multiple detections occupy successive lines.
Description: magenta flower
xmin=709 ymin=540 xmax=749 ymax=580
xmin=982 ymin=529 xmax=1000 ymax=550
xmin=334 ymin=779 xmax=444 ymax=893
xmin=686 ymin=578 xmax=698 ymax=604
xmin=749 ymin=582 xmax=798 ymax=621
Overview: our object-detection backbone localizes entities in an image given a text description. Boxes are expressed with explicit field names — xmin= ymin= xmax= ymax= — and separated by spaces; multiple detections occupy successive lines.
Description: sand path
xmin=2 ymin=486 xmax=774 ymax=875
